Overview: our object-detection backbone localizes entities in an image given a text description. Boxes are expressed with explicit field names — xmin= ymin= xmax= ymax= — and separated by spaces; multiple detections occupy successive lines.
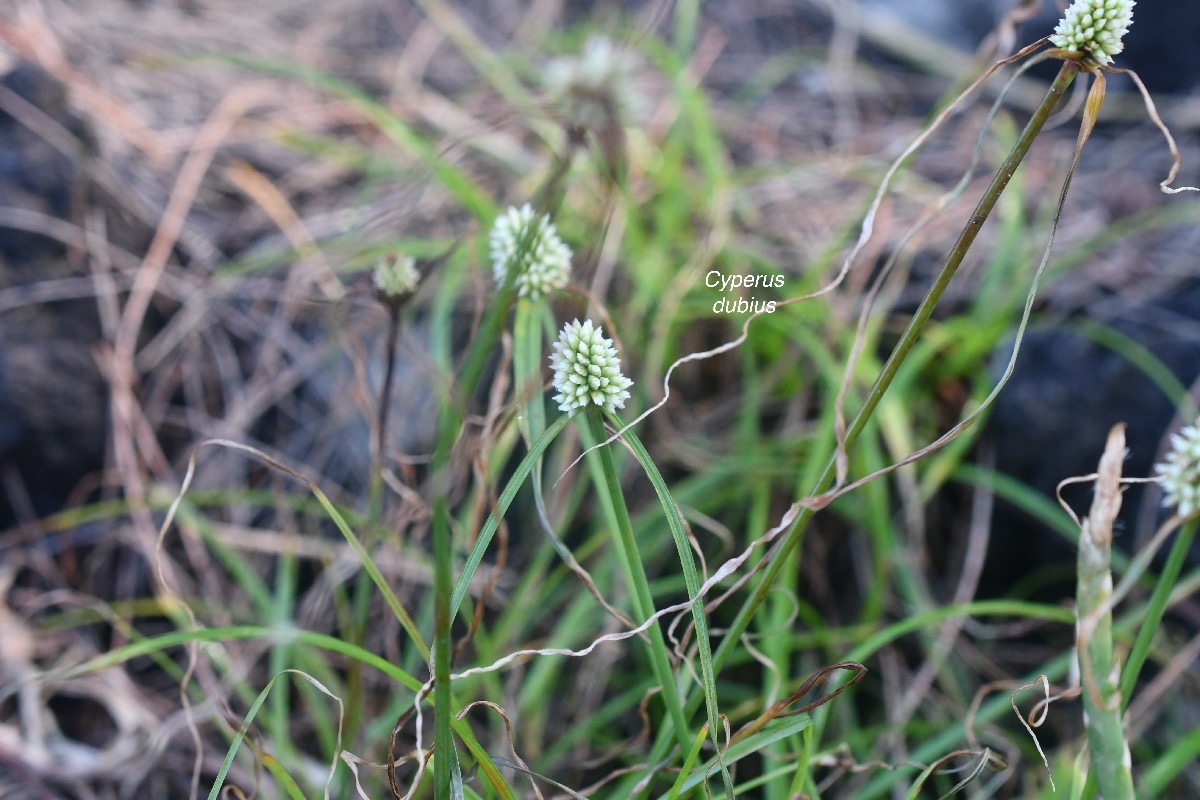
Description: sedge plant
xmin=14 ymin=1 xmax=1200 ymax=798
xmin=256 ymin=2 xmax=1194 ymax=794
xmin=604 ymin=0 xmax=1198 ymax=794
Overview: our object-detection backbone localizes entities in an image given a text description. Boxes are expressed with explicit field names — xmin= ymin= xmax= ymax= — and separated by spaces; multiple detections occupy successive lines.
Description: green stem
xmin=680 ymin=59 xmax=1080 ymax=720
xmin=424 ymin=218 xmax=557 ymax=793
xmin=369 ymin=296 xmax=403 ymax=517
xmin=514 ymin=298 xmax=548 ymax=445
xmin=584 ymin=409 xmax=693 ymax=754
xmin=432 ymin=496 xmax=455 ymax=795
xmin=348 ymin=296 xmax=404 ymax=743
xmin=429 ymin=359 xmax=461 ymax=797
xmin=423 ymin=218 xmax=534 ymax=794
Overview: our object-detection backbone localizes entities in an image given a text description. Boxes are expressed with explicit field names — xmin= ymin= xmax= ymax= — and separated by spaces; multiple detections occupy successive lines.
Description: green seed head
xmin=1050 ymin=0 xmax=1135 ymax=67
xmin=373 ymin=253 xmax=419 ymax=298
xmin=550 ymin=318 xmax=633 ymax=416
xmin=1156 ymin=416 xmax=1200 ymax=518
xmin=489 ymin=204 xmax=572 ymax=301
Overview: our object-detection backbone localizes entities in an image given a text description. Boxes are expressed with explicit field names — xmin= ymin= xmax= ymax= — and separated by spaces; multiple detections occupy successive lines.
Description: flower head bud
xmin=1156 ymin=415 xmax=1200 ymax=518
xmin=1050 ymin=0 xmax=1135 ymax=67
xmin=374 ymin=253 xmax=419 ymax=298
xmin=544 ymin=35 xmax=644 ymax=131
xmin=489 ymin=204 xmax=572 ymax=301
xmin=550 ymin=318 xmax=633 ymax=416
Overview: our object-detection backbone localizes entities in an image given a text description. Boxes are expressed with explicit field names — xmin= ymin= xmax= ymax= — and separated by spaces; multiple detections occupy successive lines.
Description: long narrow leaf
xmin=607 ymin=409 xmax=733 ymax=795
xmin=658 ymin=715 xmax=812 ymax=798
xmin=450 ymin=416 xmax=571 ymax=620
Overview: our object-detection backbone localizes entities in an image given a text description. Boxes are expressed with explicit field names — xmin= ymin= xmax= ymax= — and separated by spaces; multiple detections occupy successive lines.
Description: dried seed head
xmin=489 ymin=204 xmax=572 ymax=301
xmin=550 ymin=318 xmax=633 ymax=416
xmin=1156 ymin=416 xmax=1200 ymax=518
xmin=1050 ymin=0 xmax=1135 ymax=67
xmin=544 ymin=35 xmax=643 ymax=132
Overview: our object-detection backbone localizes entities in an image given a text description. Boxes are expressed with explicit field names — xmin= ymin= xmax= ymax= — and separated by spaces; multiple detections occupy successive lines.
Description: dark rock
xmin=862 ymin=0 xmax=1200 ymax=95
xmin=0 ymin=63 xmax=106 ymax=529
xmin=983 ymin=282 xmax=1200 ymax=598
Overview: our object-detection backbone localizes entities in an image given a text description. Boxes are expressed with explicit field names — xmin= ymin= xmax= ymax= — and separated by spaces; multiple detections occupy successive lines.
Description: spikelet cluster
xmin=543 ymin=35 xmax=643 ymax=131
xmin=1156 ymin=416 xmax=1200 ymax=518
xmin=1050 ymin=0 xmax=1135 ymax=67
xmin=373 ymin=254 xmax=419 ymax=298
xmin=489 ymin=204 xmax=572 ymax=301
xmin=549 ymin=319 xmax=633 ymax=416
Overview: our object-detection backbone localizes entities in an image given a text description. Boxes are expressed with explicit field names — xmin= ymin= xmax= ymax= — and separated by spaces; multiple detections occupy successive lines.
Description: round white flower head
xmin=1050 ymin=0 xmax=1135 ymax=67
xmin=550 ymin=318 xmax=633 ymax=416
xmin=373 ymin=253 xmax=419 ymax=298
xmin=489 ymin=204 xmax=572 ymax=301
xmin=543 ymin=35 xmax=644 ymax=130
xmin=1156 ymin=416 xmax=1200 ymax=518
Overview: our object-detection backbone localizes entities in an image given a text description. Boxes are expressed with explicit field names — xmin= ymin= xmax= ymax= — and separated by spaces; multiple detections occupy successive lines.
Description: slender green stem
xmin=677 ymin=60 xmax=1080 ymax=721
xmin=584 ymin=409 xmax=694 ymax=753
xmin=432 ymin=495 xmax=455 ymax=796
xmin=429 ymin=330 xmax=463 ymax=796
xmin=514 ymin=298 xmax=548 ymax=446
xmin=429 ymin=322 xmax=463 ymax=796
xmin=369 ymin=296 xmax=403 ymax=517
xmin=424 ymin=215 xmax=536 ymax=794
xmin=714 ymin=59 xmax=1078 ymax=679
xmin=347 ymin=295 xmax=404 ymax=743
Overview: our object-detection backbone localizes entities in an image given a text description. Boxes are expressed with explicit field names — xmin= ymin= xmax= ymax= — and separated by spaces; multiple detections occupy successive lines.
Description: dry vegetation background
xmin=1 ymin=0 xmax=1199 ymax=797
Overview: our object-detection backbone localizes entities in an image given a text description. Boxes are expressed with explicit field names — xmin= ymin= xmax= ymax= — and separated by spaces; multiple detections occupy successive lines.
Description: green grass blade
xmin=606 ymin=409 xmax=733 ymax=796
xmin=262 ymin=754 xmax=309 ymax=800
xmin=43 ymin=624 xmax=422 ymax=691
xmin=1119 ymin=519 xmax=1197 ymax=707
xmin=207 ymin=669 xmax=344 ymax=800
xmin=657 ymin=715 xmax=812 ymax=798
xmin=514 ymin=297 xmax=549 ymax=445
xmin=667 ymin=724 xmax=712 ymax=800
xmin=434 ymin=494 xmax=456 ymax=798
xmin=450 ymin=415 xmax=571 ymax=621
xmin=1139 ymin=719 xmax=1200 ymax=797
xmin=583 ymin=409 xmax=694 ymax=757
xmin=167 ymin=440 xmax=429 ymax=660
